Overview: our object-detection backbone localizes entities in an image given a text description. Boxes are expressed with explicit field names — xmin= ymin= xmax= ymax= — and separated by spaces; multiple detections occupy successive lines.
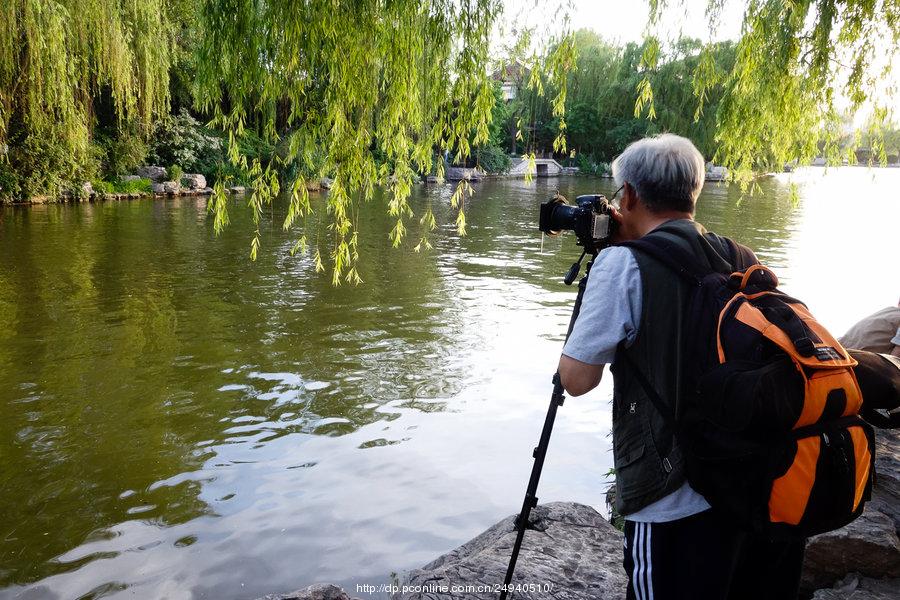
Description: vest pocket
xmin=613 ymin=410 xmax=665 ymax=501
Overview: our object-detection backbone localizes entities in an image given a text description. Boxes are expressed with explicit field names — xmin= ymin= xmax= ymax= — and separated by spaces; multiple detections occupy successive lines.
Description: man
xmin=839 ymin=300 xmax=900 ymax=358
xmin=558 ymin=134 xmax=804 ymax=600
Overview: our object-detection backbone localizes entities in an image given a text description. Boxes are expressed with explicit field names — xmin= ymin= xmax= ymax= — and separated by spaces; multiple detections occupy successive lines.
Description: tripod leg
xmin=499 ymin=376 xmax=565 ymax=600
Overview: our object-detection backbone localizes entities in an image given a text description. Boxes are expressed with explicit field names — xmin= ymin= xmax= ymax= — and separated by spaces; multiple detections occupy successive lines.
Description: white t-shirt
xmin=562 ymin=246 xmax=710 ymax=523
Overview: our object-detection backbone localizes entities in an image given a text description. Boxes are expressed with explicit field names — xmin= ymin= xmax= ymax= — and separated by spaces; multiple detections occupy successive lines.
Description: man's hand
xmin=558 ymin=354 xmax=604 ymax=396
xmin=609 ymin=206 xmax=640 ymax=244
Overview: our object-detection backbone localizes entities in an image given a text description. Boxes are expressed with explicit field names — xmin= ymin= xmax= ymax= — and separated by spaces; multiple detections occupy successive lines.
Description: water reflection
xmin=0 ymin=169 xmax=897 ymax=599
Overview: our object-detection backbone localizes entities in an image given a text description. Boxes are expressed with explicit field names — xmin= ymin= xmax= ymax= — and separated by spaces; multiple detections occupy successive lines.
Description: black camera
xmin=539 ymin=193 xmax=618 ymax=253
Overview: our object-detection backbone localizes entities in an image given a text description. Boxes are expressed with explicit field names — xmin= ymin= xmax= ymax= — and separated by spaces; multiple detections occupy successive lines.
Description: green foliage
xmin=98 ymin=128 xmax=150 ymax=177
xmin=168 ymin=164 xmax=184 ymax=183
xmin=0 ymin=126 xmax=100 ymax=200
xmin=646 ymin=0 xmax=900 ymax=186
xmin=575 ymin=154 xmax=610 ymax=177
xmin=0 ymin=0 xmax=174 ymax=199
xmin=193 ymin=0 xmax=573 ymax=282
xmin=149 ymin=110 xmax=222 ymax=175
xmin=508 ymin=32 xmax=736 ymax=163
xmin=475 ymin=145 xmax=511 ymax=174
xmin=92 ymin=177 xmax=152 ymax=195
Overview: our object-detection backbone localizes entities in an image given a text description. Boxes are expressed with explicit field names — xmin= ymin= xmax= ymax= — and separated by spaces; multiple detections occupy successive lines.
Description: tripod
xmin=499 ymin=254 xmax=594 ymax=600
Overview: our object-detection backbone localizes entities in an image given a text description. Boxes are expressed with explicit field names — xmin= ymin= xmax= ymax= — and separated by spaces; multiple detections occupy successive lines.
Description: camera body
xmin=539 ymin=193 xmax=617 ymax=253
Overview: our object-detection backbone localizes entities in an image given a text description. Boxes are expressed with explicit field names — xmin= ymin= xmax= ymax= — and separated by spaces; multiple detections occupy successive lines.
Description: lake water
xmin=1 ymin=169 xmax=897 ymax=599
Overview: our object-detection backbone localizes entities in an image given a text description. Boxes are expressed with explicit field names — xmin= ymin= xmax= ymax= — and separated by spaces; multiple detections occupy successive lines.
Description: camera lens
xmin=539 ymin=200 xmax=579 ymax=234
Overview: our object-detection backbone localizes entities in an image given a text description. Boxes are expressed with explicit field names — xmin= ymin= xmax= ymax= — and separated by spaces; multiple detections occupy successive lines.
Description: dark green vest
xmin=610 ymin=219 xmax=736 ymax=515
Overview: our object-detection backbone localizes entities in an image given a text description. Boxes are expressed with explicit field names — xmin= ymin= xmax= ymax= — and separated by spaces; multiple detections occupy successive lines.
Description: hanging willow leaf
xmin=647 ymin=0 xmax=899 ymax=187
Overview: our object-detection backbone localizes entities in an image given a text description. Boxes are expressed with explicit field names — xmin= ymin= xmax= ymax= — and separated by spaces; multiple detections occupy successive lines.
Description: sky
xmin=497 ymin=0 xmax=745 ymax=47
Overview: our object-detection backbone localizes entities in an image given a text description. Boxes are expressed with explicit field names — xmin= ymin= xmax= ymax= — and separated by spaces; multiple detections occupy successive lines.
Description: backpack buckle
xmin=663 ymin=457 xmax=673 ymax=473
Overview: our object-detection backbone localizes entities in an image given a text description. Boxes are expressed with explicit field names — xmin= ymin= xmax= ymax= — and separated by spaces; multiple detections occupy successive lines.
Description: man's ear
xmin=622 ymin=182 xmax=637 ymax=211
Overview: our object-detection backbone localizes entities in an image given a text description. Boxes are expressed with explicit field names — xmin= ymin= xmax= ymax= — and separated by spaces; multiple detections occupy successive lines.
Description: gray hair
xmin=611 ymin=134 xmax=705 ymax=214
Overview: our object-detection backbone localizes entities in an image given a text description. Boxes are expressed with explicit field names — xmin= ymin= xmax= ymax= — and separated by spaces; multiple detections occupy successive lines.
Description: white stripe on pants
xmin=632 ymin=523 xmax=654 ymax=600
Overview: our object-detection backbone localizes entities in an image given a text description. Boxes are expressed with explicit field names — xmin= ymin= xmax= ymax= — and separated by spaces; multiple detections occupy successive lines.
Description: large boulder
xmin=136 ymin=166 xmax=168 ymax=182
xmin=445 ymin=166 xmax=484 ymax=182
xmin=803 ymin=509 xmax=900 ymax=590
xmin=871 ymin=429 xmax=900 ymax=532
xmin=392 ymin=502 xmax=627 ymax=600
xmin=162 ymin=181 xmax=181 ymax=194
xmin=181 ymin=174 xmax=207 ymax=190
xmin=812 ymin=574 xmax=900 ymax=599
xmin=257 ymin=583 xmax=362 ymax=600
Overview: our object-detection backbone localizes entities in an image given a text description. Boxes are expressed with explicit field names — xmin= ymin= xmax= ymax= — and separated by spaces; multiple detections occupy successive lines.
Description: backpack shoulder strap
xmin=706 ymin=233 xmax=759 ymax=271
xmin=618 ymin=345 xmax=678 ymax=426
xmin=616 ymin=237 xmax=707 ymax=285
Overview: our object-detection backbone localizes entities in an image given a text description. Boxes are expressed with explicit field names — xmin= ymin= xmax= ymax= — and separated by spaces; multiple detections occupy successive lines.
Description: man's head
xmin=611 ymin=134 xmax=705 ymax=239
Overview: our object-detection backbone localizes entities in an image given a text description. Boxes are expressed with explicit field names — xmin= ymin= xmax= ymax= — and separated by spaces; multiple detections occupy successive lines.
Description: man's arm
xmin=556 ymin=246 xmax=642 ymax=397
xmin=558 ymin=354 xmax=604 ymax=396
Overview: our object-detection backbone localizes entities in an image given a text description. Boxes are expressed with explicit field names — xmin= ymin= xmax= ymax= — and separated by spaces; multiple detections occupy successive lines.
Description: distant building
xmin=492 ymin=62 xmax=530 ymax=102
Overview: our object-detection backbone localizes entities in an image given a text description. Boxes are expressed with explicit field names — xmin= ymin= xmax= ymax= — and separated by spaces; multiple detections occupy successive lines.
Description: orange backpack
xmin=620 ymin=230 xmax=874 ymax=538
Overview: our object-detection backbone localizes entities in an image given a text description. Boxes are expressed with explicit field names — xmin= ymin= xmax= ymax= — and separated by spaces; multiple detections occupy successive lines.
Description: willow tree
xmin=639 ymin=0 xmax=900 ymax=186
xmin=194 ymin=0 xmax=573 ymax=283
xmin=0 ymin=1 xmax=173 ymax=197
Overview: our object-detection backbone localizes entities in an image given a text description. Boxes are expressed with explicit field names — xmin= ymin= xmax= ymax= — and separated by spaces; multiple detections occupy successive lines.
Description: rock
xmin=392 ymin=502 xmax=627 ymax=600
xmin=425 ymin=175 xmax=441 ymax=184
xmin=871 ymin=429 xmax=900 ymax=533
xmin=200 ymin=187 xmax=213 ymax=195
xmin=305 ymin=179 xmax=321 ymax=191
xmin=136 ymin=166 xmax=168 ymax=182
xmin=257 ymin=583 xmax=363 ymax=600
xmin=802 ymin=428 xmax=900 ymax=591
xmin=446 ymin=166 xmax=484 ymax=182
xmin=229 ymin=186 xmax=246 ymax=194
xmin=120 ymin=175 xmax=142 ymax=183
xmin=151 ymin=182 xmax=166 ymax=194
xmin=181 ymin=174 xmax=207 ymax=190
xmin=812 ymin=573 xmax=900 ymax=599
xmin=803 ymin=504 xmax=900 ymax=590
xmin=81 ymin=182 xmax=93 ymax=196
xmin=705 ymin=165 xmax=728 ymax=181
xmin=320 ymin=177 xmax=334 ymax=189
xmin=162 ymin=181 xmax=181 ymax=194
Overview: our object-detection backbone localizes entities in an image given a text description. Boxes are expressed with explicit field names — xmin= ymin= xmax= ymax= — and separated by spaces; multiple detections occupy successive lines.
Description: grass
xmin=92 ymin=177 xmax=153 ymax=194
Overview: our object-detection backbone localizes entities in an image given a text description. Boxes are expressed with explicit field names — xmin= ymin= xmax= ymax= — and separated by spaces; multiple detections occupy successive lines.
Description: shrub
xmin=98 ymin=128 xmax=149 ymax=177
xmin=168 ymin=164 xmax=184 ymax=183
xmin=575 ymin=153 xmax=611 ymax=177
xmin=149 ymin=109 xmax=223 ymax=174
xmin=475 ymin=144 xmax=512 ymax=174
xmin=2 ymin=127 xmax=100 ymax=200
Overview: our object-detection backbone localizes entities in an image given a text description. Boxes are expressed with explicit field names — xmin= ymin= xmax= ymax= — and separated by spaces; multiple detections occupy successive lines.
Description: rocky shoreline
xmin=4 ymin=165 xmax=338 ymax=205
xmin=264 ymin=429 xmax=899 ymax=600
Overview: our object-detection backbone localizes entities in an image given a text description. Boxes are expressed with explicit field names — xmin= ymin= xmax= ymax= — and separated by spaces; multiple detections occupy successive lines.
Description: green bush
xmin=475 ymin=144 xmax=512 ymax=174
xmin=168 ymin=164 xmax=184 ymax=183
xmin=97 ymin=128 xmax=149 ymax=177
xmin=1 ymin=127 xmax=100 ymax=200
xmin=575 ymin=153 xmax=611 ymax=177
xmin=149 ymin=109 xmax=223 ymax=174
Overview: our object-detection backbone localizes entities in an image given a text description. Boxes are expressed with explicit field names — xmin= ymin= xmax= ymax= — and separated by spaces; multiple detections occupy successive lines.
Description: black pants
xmin=623 ymin=509 xmax=805 ymax=600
